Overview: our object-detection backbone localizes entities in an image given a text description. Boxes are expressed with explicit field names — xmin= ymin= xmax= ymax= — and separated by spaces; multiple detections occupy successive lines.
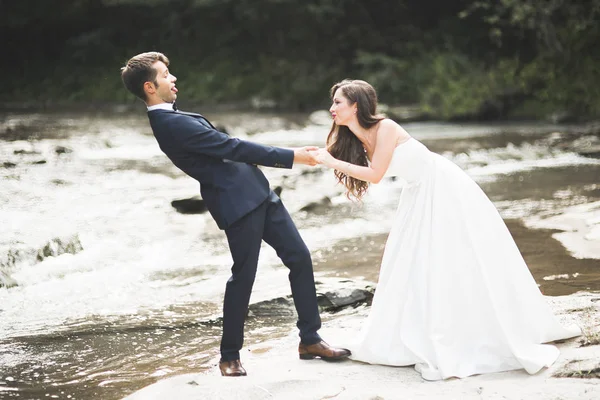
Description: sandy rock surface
xmin=123 ymin=292 xmax=600 ymax=400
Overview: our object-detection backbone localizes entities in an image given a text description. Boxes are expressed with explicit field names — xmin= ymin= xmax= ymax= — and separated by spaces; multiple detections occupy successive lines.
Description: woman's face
xmin=329 ymin=88 xmax=356 ymax=126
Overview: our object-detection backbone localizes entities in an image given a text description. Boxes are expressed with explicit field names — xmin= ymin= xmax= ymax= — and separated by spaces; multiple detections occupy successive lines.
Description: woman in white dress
xmin=312 ymin=79 xmax=581 ymax=381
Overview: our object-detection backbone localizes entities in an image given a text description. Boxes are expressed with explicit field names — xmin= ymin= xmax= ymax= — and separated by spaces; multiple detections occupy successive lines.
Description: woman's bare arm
xmin=315 ymin=119 xmax=405 ymax=184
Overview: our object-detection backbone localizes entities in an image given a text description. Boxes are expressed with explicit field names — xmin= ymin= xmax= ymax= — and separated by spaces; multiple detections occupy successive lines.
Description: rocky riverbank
xmin=123 ymin=290 xmax=600 ymax=400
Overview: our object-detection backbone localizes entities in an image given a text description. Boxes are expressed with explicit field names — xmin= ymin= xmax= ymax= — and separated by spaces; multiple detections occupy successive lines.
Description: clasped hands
xmin=293 ymin=146 xmax=335 ymax=167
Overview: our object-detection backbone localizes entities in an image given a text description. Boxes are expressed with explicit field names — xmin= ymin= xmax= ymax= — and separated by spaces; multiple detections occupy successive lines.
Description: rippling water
xmin=1 ymin=110 xmax=599 ymax=399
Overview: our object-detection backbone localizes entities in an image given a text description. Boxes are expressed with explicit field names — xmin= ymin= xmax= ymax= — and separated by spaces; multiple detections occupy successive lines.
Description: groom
xmin=120 ymin=52 xmax=350 ymax=376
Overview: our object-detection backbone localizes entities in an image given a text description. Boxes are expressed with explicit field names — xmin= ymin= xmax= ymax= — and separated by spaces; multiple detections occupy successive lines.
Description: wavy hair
xmin=326 ymin=79 xmax=384 ymax=200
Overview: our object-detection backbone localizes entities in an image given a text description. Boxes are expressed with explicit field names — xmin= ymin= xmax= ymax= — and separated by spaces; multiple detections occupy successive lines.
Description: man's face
xmin=147 ymin=61 xmax=178 ymax=104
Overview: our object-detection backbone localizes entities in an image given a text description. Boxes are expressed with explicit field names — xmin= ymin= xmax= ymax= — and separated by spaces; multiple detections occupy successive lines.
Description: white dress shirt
xmin=147 ymin=103 xmax=175 ymax=111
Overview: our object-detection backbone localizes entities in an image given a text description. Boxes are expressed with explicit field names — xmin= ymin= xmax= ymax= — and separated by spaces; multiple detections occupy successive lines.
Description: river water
xmin=0 ymin=109 xmax=599 ymax=399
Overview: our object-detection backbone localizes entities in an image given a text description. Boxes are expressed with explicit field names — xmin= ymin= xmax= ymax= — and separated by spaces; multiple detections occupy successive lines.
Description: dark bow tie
xmin=172 ymin=102 xmax=178 ymax=111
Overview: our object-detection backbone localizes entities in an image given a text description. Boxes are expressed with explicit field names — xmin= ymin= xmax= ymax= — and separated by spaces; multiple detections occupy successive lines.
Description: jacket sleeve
xmin=170 ymin=115 xmax=294 ymax=168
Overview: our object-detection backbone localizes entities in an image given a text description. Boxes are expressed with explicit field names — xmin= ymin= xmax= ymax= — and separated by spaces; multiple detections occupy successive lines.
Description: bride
xmin=312 ymin=79 xmax=581 ymax=381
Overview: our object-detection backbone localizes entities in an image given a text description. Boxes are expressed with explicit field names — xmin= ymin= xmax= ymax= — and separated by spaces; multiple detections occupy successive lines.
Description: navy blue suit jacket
xmin=148 ymin=108 xmax=294 ymax=229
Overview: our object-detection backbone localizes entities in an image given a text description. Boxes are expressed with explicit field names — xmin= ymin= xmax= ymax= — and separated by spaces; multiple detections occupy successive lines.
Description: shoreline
xmin=122 ymin=291 xmax=600 ymax=400
xmin=121 ymin=219 xmax=600 ymax=399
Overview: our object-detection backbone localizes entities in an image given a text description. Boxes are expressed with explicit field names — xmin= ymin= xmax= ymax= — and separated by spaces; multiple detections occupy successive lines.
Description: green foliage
xmin=354 ymin=51 xmax=421 ymax=104
xmin=519 ymin=55 xmax=600 ymax=116
xmin=417 ymin=54 xmax=522 ymax=119
xmin=459 ymin=0 xmax=600 ymax=117
xmin=1 ymin=0 xmax=600 ymax=118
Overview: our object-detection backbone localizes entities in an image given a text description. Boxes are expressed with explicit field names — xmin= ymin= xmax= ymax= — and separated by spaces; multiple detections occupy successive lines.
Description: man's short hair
xmin=121 ymin=52 xmax=170 ymax=101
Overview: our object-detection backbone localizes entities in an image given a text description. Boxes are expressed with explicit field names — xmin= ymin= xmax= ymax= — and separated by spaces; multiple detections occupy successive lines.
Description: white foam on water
xmin=2 ymin=114 xmax=599 ymax=343
xmin=450 ymin=143 xmax=600 ymax=181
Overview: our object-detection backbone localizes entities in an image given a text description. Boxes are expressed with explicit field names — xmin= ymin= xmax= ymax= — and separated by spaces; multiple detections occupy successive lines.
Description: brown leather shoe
xmin=298 ymin=341 xmax=351 ymax=361
xmin=219 ymin=359 xmax=247 ymax=377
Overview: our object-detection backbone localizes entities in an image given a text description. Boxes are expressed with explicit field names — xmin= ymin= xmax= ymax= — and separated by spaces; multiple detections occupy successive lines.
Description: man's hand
xmin=311 ymin=148 xmax=337 ymax=168
xmin=293 ymin=146 xmax=319 ymax=166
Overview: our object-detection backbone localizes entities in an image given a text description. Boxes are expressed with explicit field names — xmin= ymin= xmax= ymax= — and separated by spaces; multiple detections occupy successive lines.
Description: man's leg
xmin=261 ymin=192 xmax=322 ymax=345
xmin=221 ymin=202 xmax=267 ymax=361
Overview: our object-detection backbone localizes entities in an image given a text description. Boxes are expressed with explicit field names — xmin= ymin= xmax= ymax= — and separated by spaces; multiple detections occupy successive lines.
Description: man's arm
xmin=168 ymin=116 xmax=314 ymax=168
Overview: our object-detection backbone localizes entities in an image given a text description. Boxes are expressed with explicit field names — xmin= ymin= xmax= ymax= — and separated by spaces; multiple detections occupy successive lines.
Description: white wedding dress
xmin=347 ymin=137 xmax=581 ymax=380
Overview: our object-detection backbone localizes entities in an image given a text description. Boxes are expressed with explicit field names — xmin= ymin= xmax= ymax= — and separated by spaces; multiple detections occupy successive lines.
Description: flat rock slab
xmin=123 ymin=292 xmax=600 ymax=400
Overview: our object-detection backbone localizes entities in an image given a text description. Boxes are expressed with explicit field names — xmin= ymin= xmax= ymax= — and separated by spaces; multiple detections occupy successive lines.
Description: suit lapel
xmin=176 ymin=110 xmax=216 ymax=130
xmin=149 ymin=108 xmax=217 ymax=131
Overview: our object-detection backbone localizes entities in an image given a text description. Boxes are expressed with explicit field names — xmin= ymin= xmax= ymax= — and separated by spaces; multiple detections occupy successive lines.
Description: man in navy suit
xmin=121 ymin=52 xmax=350 ymax=376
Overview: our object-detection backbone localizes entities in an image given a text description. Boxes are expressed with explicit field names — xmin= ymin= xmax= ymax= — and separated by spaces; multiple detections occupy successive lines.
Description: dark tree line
xmin=1 ymin=0 xmax=599 ymax=119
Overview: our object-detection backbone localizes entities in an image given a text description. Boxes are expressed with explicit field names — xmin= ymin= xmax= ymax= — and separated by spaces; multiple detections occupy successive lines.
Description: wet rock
xmin=0 ymin=270 xmax=18 ymax=289
xmin=1 ymin=238 xmax=83 ymax=284
xmin=314 ymin=278 xmax=375 ymax=310
xmin=555 ymin=134 xmax=600 ymax=158
xmin=545 ymin=131 xmax=600 ymax=154
xmin=171 ymin=196 xmax=207 ymax=214
xmin=299 ymin=197 xmax=332 ymax=212
xmin=572 ymin=135 xmax=600 ymax=147
xmin=247 ymin=279 xmax=374 ymax=317
xmin=0 ymin=247 xmax=29 ymax=288
xmin=578 ymin=146 xmax=600 ymax=159
xmin=572 ymin=136 xmax=600 ymax=159
xmin=36 ymin=235 xmax=84 ymax=262
xmin=2 ymin=162 xmax=17 ymax=168
xmin=13 ymin=149 xmax=40 ymax=155
xmin=55 ymin=146 xmax=73 ymax=155
xmin=31 ymin=160 xmax=47 ymax=165
xmin=248 ymin=297 xmax=295 ymax=317
xmin=316 ymin=286 xmax=374 ymax=310
xmin=300 ymin=168 xmax=324 ymax=176
xmin=1 ymin=247 xmax=27 ymax=270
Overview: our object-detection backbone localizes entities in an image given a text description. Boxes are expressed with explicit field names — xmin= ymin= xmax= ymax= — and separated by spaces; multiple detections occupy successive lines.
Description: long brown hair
xmin=326 ymin=79 xmax=384 ymax=200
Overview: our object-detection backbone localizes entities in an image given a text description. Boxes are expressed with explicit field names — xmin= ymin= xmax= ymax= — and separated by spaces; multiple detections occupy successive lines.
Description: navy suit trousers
xmin=220 ymin=191 xmax=322 ymax=361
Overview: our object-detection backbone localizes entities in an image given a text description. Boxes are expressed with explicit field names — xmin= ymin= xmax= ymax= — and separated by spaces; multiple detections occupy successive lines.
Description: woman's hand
xmin=293 ymin=146 xmax=320 ymax=166
xmin=311 ymin=148 xmax=338 ymax=168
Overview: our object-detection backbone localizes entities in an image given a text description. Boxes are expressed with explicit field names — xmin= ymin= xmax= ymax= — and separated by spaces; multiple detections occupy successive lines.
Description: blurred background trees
xmin=1 ymin=0 xmax=598 ymax=119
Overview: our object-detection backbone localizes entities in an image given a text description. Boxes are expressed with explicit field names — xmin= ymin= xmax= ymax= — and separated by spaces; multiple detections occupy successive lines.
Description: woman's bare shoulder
xmin=378 ymin=118 xmax=397 ymax=128
xmin=378 ymin=118 xmax=410 ymax=139
xmin=375 ymin=118 xmax=397 ymax=133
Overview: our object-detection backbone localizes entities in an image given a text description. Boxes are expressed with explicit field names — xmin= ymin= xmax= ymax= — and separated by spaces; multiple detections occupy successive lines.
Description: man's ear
xmin=143 ymin=81 xmax=156 ymax=96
